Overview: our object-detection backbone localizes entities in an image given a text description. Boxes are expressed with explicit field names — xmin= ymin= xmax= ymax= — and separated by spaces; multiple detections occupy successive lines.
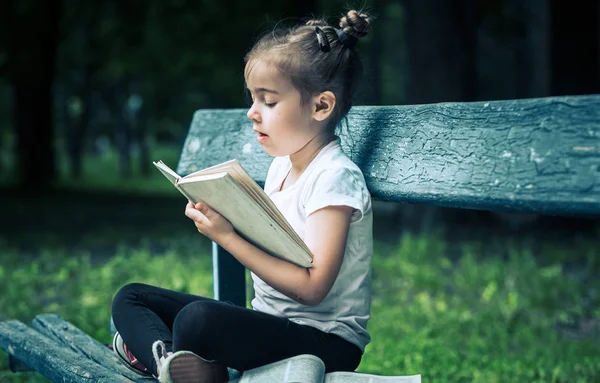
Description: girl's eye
xmin=265 ymin=102 xmax=277 ymax=108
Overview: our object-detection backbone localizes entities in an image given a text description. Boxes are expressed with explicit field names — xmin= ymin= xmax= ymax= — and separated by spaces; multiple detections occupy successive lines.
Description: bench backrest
xmin=176 ymin=94 xmax=600 ymax=306
xmin=178 ymin=94 xmax=600 ymax=217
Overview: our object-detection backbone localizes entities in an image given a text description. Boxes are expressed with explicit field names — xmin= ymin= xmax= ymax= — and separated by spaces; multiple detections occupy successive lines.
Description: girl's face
xmin=245 ymin=59 xmax=322 ymax=157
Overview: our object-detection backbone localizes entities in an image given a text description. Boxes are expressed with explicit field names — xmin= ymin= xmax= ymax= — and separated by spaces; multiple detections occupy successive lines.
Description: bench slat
xmin=178 ymin=95 xmax=600 ymax=216
xmin=0 ymin=320 xmax=132 ymax=382
xmin=32 ymin=314 xmax=150 ymax=382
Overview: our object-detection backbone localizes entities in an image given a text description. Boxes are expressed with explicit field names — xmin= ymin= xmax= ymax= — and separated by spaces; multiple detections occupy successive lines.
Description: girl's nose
xmin=247 ymin=103 xmax=261 ymax=122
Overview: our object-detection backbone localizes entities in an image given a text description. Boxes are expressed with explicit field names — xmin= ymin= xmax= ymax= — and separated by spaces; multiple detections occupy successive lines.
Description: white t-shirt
xmin=251 ymin=138 xmax=373 ymax=352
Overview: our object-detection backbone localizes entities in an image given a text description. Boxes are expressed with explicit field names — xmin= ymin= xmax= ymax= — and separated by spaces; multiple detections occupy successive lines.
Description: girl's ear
xmin=312 ymin=91 xmax=336 ymax=122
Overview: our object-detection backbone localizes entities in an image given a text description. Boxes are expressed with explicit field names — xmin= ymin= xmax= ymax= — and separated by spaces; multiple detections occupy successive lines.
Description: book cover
xmin=153 ymin=160 xmax=313 ymax=268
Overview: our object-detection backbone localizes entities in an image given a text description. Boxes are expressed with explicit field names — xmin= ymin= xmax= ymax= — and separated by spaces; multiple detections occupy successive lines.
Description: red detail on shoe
xmin=123 ymin=342 xmax=150 ymax=374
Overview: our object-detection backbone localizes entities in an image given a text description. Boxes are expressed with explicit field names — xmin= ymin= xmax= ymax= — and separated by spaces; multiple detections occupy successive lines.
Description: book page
xmin=153 ymin=161 xmax=199 ymax=203
xmin=324 ymin=373 xmax=422 ymax=383
xmin=153 ymin=161 xmax=180 ymax=186
xmin=231 ymin=354 xmax=325 ymax=383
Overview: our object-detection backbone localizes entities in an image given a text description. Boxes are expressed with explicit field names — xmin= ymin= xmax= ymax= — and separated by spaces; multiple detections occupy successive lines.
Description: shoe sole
xmin=113 ymin=332 xmax=128 ymax=361
xmin=167 ymin=354 xmax=227 ymax=383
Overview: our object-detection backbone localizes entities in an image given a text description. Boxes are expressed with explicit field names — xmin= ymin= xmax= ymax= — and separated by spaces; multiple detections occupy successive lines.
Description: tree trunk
xmin=64 ymin=19 xmax=96 ymax=180
xmin=66 ymin=82 xmax=92 ymax=179
xmin=550 ymin=0 xmax=599 ymax=95
xmin=366 ymin=0 xmax=386 ymax=105
xmin=404 ymin=0 xmax=479 ymax=104
xmin=7 ymin=0 xmax=63 ymax=190
xmin=136 ymin=106 xmax=151 ymax=177
xmin=453 ymin=0 xmax=478 ymax=102
xmin=525 ymin=0 xmax=551 ymax=97
xmin=103 ymin=80 xmax=131 ymax=178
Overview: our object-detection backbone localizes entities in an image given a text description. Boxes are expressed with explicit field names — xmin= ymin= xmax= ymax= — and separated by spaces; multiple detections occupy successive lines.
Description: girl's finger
xmin=185 ymin=201 xmax=194 ymax=215
xmin=185 ymin=205 xmax=205 ymax=221
xmin=195 ymin=202 xmax=210 ymax=215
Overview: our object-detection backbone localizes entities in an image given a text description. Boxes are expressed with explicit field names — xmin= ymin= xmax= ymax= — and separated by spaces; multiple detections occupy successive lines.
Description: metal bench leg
xmin=8 ymin=355 xmax=31 ymax=373
xmin=212 ymin=242 xmax=246 ymax=307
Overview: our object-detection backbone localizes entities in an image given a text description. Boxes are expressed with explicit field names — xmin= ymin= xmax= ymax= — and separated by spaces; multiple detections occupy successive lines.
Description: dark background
xmin=0 ymin=0 xmax=598 ymax=249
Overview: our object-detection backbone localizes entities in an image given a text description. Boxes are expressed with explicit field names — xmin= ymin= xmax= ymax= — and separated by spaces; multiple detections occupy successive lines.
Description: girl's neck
xmin=288 ymin=132 xmax=335 ymax=176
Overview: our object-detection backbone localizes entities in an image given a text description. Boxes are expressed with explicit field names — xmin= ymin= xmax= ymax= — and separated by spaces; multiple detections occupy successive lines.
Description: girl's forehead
xmin=245 ymin=59 xmax=292 ymax=91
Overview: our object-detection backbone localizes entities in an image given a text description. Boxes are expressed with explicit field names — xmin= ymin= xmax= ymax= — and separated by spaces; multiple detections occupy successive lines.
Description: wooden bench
xmin=1 ymin=94 xmax=599 ymax=382
xmin=179 ymin=94 xmax=600 ymax=306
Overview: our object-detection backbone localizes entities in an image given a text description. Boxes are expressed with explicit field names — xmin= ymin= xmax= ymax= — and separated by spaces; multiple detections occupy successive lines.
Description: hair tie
xmin=315 ymin=27 xmax=331 ymax=52
xmin=336 ymin=29 xmax=358 ymax=48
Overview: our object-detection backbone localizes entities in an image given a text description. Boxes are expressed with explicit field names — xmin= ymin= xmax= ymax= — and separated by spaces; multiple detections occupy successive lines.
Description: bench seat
xmin=1 ymin=315 xmax=419 ymax=382
xmin=0 ymin=314 xmax=144 ymax=382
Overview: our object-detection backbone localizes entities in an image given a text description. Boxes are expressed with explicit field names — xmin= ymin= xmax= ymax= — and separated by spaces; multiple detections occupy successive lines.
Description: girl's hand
xmin=184 ymin=201 xmax=234 ymax=243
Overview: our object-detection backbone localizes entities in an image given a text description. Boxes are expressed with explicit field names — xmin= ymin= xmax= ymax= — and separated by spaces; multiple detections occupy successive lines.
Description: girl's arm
xmin=185 ymin=201 xmax=352 ymax=306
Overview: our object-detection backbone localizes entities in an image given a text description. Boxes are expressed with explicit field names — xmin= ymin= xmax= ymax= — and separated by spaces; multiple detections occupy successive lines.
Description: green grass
xmin=0 ymin=231 xmax=599 ymax=382
xmin=362 ymin=236 xmax=600 ymax=382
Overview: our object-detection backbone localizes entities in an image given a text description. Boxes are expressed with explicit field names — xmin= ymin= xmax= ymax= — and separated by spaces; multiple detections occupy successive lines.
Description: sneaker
xmin=113 ymin=331 xmax=153 ymax=377
xmin=152 ymin=340 xmax=229 ymax=383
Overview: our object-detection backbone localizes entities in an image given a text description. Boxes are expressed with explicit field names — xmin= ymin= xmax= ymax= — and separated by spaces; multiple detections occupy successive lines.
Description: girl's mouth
xmin=257 ymin=132 xmax=269 ymax=143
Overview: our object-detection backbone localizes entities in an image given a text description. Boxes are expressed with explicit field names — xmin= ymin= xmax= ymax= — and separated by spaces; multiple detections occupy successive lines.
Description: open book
xmin=228 ymin=354 xmax=421 ymax=383
xmin=153 ymin=159 xmax=313 ymax=268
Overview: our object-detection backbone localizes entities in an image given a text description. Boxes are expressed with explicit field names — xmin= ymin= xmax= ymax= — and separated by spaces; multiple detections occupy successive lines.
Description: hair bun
xmin=306 ymin=19 xmax=329 ymax=28
xmin=339 ymin=10 xmax=372 ymax=38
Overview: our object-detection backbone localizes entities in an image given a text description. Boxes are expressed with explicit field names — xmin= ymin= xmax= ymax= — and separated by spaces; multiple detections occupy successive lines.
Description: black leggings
xmin=111 ymin=283 xmax=362 ymax=376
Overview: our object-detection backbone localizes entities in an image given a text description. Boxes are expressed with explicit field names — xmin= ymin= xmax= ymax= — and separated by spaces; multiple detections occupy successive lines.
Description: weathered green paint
xmin=31 ymin=314 xmax=148 ymax=382
xmin=0 ymin=320 xmax=132 ymax=382
xmin=178 ymin=95 xmax=600 ymax=216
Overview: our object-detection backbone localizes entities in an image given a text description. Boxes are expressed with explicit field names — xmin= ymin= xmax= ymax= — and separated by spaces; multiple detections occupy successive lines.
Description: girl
xmin=111 ymin=9 xmax=374 ymax=383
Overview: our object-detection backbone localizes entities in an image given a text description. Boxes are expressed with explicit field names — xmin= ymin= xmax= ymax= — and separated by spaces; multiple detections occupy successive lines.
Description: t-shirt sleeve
xmin=303 ymin=167 xmax=367 ymax=222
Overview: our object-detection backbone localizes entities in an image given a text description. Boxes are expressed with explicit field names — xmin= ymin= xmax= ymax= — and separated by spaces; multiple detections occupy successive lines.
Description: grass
xmin=0 ymin=145 xmax=599 ymax=382
xmin=1 ymin=227 xmax=599 ymax=382
xmin=363 ymin=236 xmax=600 ymax=381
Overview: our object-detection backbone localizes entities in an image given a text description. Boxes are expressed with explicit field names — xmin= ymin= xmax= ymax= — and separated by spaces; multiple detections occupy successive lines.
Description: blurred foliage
xmin=0 ymin=0 xmax=408 ymax=142
xmin=53 ymin=140 xmax=181 ymax=193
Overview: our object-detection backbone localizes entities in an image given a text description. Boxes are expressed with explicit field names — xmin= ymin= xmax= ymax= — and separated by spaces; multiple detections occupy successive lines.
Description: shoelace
xmin=152 ymin=340 xmax=168 ymax=373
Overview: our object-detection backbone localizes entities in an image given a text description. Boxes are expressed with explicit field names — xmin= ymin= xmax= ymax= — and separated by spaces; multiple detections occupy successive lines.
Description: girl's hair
xmin=245 ymin=10 xmax=373 ymax=131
